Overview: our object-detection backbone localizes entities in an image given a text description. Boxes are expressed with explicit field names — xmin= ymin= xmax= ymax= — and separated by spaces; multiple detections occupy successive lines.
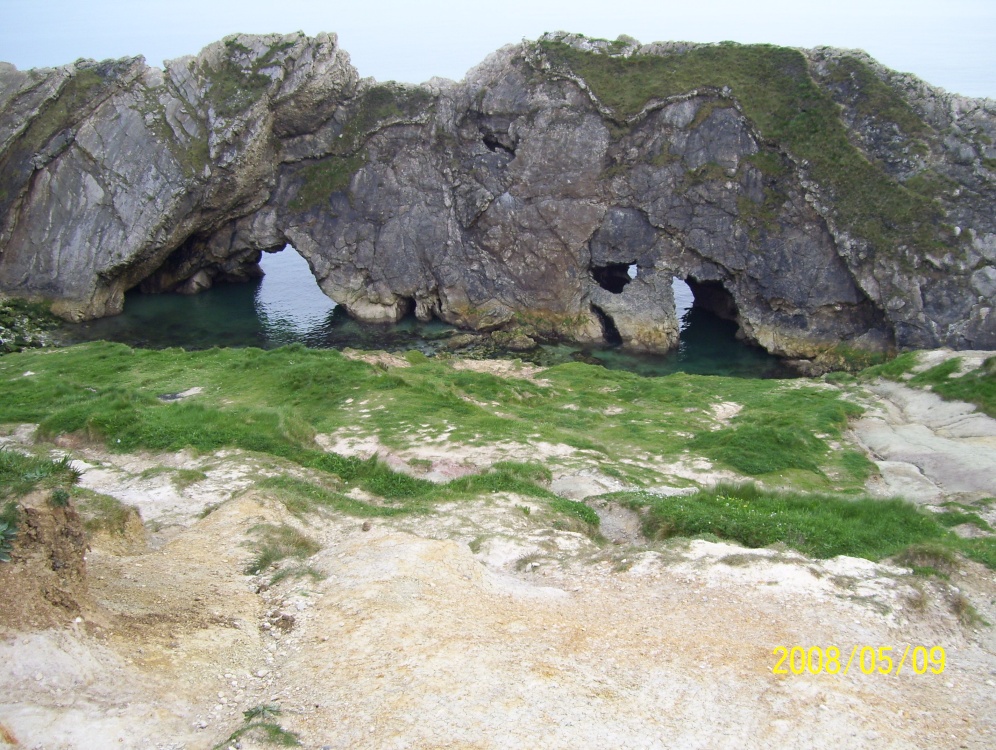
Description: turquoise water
xmin=61 ymin=248 xmax=792 ymax=378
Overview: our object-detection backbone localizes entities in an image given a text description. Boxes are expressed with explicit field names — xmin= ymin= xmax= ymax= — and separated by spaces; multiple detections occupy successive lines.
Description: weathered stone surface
xmin=1 ymin=31 xmax=994 ymax=363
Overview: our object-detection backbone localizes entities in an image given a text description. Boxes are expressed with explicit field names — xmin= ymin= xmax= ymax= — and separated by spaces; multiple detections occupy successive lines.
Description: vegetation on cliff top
xmin=537 ymin=39 xmax=955 ymax=263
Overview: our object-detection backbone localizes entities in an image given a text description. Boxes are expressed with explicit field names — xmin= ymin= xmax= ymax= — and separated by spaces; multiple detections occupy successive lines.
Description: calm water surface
xmin=61 ymin=249 xmax=792 ymax=378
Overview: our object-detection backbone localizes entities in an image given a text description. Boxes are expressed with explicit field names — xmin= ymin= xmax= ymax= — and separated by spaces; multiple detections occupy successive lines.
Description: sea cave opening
xmin=592 ymin=262 xmax=637 ymax=294
xmin=683 ymin=278 xmax=740 ymax=324
xmin=672 ymin=276 xmax=743 ymax=339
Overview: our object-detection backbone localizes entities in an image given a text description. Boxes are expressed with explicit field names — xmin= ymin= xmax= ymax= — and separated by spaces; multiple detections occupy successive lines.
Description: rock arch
xmin=1 ymin=31 xmax=994 ymax=365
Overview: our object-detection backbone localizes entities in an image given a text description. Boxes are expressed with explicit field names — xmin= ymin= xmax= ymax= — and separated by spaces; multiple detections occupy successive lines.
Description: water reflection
xmin=255 ymin=249 xmax=336 ymax=346
xmin=60 ymin=249 xmax=793 ymax=378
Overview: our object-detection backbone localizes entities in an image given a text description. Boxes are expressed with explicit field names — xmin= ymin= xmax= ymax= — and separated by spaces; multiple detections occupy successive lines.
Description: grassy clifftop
xmin=537 ymin=39 xmax=956 ymax=264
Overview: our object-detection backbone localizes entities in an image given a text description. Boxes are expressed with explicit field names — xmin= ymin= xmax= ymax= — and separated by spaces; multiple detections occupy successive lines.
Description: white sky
xmin=1 ymin=0 xmax=994 ymax=98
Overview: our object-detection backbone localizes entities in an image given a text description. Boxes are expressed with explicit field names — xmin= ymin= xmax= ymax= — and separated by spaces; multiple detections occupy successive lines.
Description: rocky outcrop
xmin=1 ymin=32 xmax=994 ymax=363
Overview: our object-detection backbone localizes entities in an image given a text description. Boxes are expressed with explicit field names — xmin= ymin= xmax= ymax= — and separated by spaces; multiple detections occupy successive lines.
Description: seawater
xmin=61 ymin=248 xmax=792 ymax=378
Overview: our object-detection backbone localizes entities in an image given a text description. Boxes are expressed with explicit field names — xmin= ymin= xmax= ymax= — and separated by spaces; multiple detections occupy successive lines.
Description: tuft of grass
xmin=199 ymin=501 xmax=222 ymax=518
xmin=172 ymin=468 xmax=208 ymax=489
xmin=0 ymin=449 xmax=81 ymax=499
xmin=622 ymin=482 xmax=947 ymax=561
xmin=49 ymin=488 xmax=71 ymax=508
xmin=468 ymin=536 xmax=486 ymax=554
xmin=949 ymin=592 xmax=989 ymax=628
xmin=549 ymin=498 xmax=600 ymax=528
xmin=269 ymin=565 xmax=325 ymax=585
xmin=244 ymin=523 xmax=321 ymax=575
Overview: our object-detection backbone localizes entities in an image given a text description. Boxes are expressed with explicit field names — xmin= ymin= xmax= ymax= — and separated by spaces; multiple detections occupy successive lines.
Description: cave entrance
xmin=673 ymin=275 xmax=747 ymax=344
xmin=592 ymin=262 xmax=637 ymax=294
xmin=684 ymin=278 xmax=740 ymax=323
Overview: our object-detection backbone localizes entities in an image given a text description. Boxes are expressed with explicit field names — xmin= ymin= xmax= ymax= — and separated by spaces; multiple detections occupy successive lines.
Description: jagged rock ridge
xmin=1 ymin=31 xmax=994 ymax=364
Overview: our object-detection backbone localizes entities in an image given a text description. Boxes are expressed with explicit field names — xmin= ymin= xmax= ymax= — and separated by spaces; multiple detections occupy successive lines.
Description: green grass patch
xmin=201 ymin=52 xmax=272 ymax=118
xmin=549 ymin=498 xmax=600 ymax=528
xmin=689 ymin=386 xmax=862 ymax=475
xmin=289 ymin=152 xmax=368 ymax=211
xmin=620 ymin=482 xmax=948 ymax=561
xmin=337 ymin=84 xmax=435 ymax=151
xmin=956 ymin=537 xmax=996 ymax=570
xmin=0 ymin=342 xmax=875 ymax=508
xmin=269 ymin=565 xmax=325 ymax=585
xmin=824 ymin=56 xmax=928 ymax=137
xmin=926 ymin=358 xmax=996 ymax=418
xmin=257 ymin=475 xmax=420 ymax=518
xmin=934 ymin=509 xmax=993 ymax=532
xmin=213 ymin=705 xmax=301 ymax=749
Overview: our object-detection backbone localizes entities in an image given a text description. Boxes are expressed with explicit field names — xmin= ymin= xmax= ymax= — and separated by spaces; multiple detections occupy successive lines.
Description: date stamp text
xmin=772 ymin=646 xmax=946 ymax=676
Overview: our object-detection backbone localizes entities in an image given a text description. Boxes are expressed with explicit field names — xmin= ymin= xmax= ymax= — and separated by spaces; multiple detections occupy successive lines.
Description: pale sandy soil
xmin=1 ymin=358 xmax=995 ymax=750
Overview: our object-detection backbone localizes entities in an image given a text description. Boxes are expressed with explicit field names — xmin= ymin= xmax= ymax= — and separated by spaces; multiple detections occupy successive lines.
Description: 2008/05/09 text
xmin=772 ymin=646 xmax=945 ymax=676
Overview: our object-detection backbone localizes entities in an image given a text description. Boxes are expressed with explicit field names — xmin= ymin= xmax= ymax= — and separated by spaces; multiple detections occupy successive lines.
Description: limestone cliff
xmin=1 ymin=31 xmax=994 ymax=363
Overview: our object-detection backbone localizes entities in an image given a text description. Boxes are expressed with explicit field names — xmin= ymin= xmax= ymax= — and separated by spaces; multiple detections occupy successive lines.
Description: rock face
xmin=1 ymin=32 xmax=994 ymax=363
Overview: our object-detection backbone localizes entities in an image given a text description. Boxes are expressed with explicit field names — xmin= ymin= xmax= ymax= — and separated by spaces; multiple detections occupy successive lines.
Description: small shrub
xmin=213 ymin=705 xmax=301 ymax=749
